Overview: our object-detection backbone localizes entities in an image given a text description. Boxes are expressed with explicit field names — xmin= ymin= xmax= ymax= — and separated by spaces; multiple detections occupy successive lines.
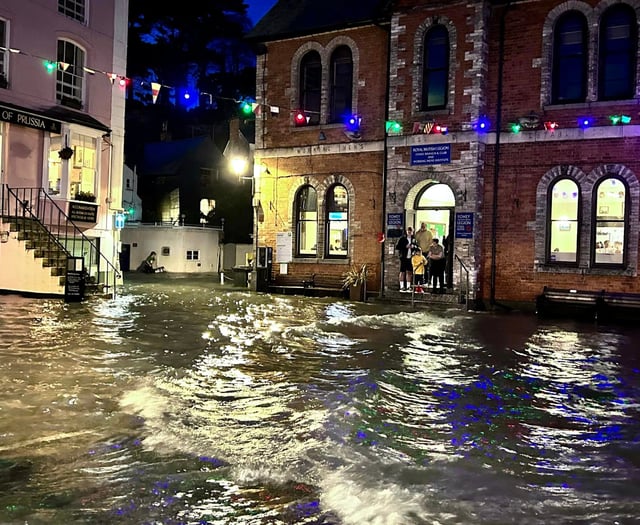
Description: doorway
xmin=413 ymin=183 xmax=455 ymax=289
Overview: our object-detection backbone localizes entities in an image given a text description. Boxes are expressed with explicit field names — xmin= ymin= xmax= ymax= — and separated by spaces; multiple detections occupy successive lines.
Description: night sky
xmin=247 ymin=0 xmax=278 ymax=24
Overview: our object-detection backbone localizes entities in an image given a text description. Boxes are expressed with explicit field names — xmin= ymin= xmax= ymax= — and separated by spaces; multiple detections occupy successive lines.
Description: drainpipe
xmin=377 ymin=15 xmax=392 ymax=299
xmin=489 ymin=1 xmax=511 ymax=307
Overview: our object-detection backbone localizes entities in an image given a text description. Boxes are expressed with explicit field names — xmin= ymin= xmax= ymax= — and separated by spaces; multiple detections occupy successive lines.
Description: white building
xmin=0 ymin=0 xmax=128 ymax=298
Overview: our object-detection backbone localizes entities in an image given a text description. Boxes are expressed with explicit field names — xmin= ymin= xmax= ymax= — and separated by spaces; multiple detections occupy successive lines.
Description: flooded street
xmin=0 ymin=273 xmax=639 ymax=525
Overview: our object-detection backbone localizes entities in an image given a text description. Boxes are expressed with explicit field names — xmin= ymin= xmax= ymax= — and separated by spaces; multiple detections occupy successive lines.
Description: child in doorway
xmin=411 ymin=247 xmax=428 ymax=294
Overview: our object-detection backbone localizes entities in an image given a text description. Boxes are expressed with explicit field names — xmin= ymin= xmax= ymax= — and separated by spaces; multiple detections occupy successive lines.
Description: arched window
xmin=548 ymin=178 xmax=580 ymax=264
xmin=57 ymin=39 xmax=85 ymax=108
xmin=295 ymin=185 xmax=318 ymax=256
xmin=421 ymin=25 xmax=449 ymax=110
xmin=593 ymin=177 xmax=627 ymax=266
xmin=329 ymin=46 xmax=353 ymax=123
xmin=598 ymin=5 xmax=637 ymax=101
xmin=552 ymin=11 xmax=587 ymax=104
xmin=325 ymin=184 xmax=348 ymax=258
xmin=299 ymin=51 xmax=321 ymax=125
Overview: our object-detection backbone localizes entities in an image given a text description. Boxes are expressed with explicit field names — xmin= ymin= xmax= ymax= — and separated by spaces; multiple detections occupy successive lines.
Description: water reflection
xmin=0 ymin=274 xmax=639 ymax=524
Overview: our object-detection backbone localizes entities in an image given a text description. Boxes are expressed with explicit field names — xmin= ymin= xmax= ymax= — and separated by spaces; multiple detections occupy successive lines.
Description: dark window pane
xmin=330 ymin=46 xmax=353 ymax=123
xmin=300 ymin=52 xmax=321 ymax=125
xmin=552 ymin=12 xmax=587 ymax=103
xmin=599 ymin=5 xmax=636 ymax=100
xmin=422 ymin=25 xmax=449 ymax=110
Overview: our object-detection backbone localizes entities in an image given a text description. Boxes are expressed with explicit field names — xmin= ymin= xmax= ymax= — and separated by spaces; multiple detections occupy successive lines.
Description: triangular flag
xmin=58 ymin=62 xmax=70 ymax=71
xmin=151 ymin=82 xmax=161 ymax=104
xmin=107 ymin=73 xmax=117 ymax=84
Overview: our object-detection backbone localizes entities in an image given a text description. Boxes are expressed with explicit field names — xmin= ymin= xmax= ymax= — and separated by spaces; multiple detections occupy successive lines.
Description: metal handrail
xmin=2 ymin=185 xmax=121 ymax=298
xmin=454 ymin=253 xmax=470 ymax=309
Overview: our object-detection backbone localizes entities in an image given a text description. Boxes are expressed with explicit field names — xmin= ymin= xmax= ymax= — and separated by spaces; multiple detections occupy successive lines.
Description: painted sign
xmin=0 ymin=104 xmax=62 ymax=133
xmin=387 ymin=213 xmax=403 ymax=226
xmin=455 ymin=212 xmax=474 ymax=239
xmin=410 ymin=144 xmax=451 ymax=165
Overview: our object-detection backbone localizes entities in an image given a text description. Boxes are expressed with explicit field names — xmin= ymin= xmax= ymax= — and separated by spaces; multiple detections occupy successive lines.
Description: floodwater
xmin=0 ymin=274 xmax=639 ymax=525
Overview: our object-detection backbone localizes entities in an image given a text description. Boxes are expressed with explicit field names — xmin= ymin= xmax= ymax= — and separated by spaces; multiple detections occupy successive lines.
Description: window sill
xmin=535 ymin=263 xmax=636 ymax=277
xmin=544 ymin=98 xmax=637 ymax=111
xmin=291 ymin=257 xmax=350 ymax=265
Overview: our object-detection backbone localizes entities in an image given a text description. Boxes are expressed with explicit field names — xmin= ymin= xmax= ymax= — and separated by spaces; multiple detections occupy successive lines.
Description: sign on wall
xmin=455 ymin=212 xmax=474 ymax=239
xmin=275 ymin=232 xmax=293 ymax=263
xmin=410 ymin=144 xmax=451 ymax=165
xmin=68 ymin=202 xmax=98 ymax=223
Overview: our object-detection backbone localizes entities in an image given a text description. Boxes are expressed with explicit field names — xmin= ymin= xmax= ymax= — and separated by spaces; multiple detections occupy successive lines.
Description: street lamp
xmin=223 ymin=118 xmax=257 ymax=287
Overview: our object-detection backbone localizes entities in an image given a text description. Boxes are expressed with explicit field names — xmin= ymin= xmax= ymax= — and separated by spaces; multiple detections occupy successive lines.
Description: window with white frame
xmin=186 ymin=250 xmax=200 ymax=261
xmin=0 ymin=19 xmax=7 ymax=87
xmin=58 ymin=0 xmax=86 ymax=24
xmin=56 ymin=39 xmax=85 ymax=108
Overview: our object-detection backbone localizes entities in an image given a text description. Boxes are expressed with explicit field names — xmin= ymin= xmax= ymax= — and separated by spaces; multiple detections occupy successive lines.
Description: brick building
xmin=249 ymin=0 xmax=640 ymax=310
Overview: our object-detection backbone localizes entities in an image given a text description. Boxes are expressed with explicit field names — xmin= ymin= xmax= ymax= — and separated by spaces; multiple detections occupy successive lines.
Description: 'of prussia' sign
xmin=0 ymin=105 xmax=62 ymax=133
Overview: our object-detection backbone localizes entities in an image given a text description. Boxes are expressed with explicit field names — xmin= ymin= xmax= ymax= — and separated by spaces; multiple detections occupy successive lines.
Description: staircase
xmin=0 ymin=185 xmax=120 ymax=300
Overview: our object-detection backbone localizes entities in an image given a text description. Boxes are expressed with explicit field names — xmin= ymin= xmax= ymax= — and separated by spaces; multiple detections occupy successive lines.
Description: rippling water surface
xmin=0 ymin=273 xmax=639 ymax=524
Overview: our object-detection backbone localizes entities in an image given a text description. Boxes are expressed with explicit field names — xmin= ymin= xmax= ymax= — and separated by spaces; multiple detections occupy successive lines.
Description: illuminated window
xmin=57 ymin=39 xmax=85 ymax=108
xmin=325 ymin=184 xmax=348 ymax=258
xmin=548 ymin=178 xmax=580 ymax=264
xmin=593 ymin=177 xmax=626 ymax=266
xmin=422 ymin=25 xmax=448 ymax=110
xmin=598 ymin=5 xmax=637 ymax=101
xmin=70 ymin=133 xmax=96 ymax=198
xmin=299 ymin=51 xmax=321 ymax=126
xmin=329 ymin=46 xmax=353 ymax=123
xmin=552 ymin=11 xmax=587 ymax=104
xmin=295 ymin=185 xmax=317 ymax=257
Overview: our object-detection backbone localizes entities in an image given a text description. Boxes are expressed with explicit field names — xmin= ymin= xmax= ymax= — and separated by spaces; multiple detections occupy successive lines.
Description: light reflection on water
xmin=0 ymin=273 xmax=639 ymax=524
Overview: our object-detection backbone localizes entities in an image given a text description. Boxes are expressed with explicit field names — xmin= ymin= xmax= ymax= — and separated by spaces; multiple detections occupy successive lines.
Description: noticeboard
xmin=69 ymin=202 xmax=98 ymax=223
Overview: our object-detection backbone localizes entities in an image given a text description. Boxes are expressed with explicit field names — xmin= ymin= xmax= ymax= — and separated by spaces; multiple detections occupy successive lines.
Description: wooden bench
xmin=535 ymin=287 xmax=605 ymax=321
xmin=268 ymin=273 xmax=347 ymax=298
xmin=599 ymin=291 xmax=640 ymax=323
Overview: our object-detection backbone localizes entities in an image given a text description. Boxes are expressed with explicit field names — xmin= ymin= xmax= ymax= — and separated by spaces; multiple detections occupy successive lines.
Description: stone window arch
xmin=412 ymin=16 xmax=457 ymax=116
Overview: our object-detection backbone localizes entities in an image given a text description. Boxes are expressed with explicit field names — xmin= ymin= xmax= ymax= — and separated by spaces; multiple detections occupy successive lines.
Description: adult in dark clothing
xmin=395 ymin=227 xmax=416 ymax=292
xmin=427 ymin=238 xmax=446 ymax=293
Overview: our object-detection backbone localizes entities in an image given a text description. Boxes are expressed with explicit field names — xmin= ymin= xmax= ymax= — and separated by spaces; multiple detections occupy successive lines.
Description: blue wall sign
xmin=114 ymin=213 xmax=126 ymax=230
xmin=387 ymin=213 xmax=403 ymax=226
xmin=455 ymin=212 xmax=474 ymax=239
xmin=410 ymin=144 xmax=451 ymax=165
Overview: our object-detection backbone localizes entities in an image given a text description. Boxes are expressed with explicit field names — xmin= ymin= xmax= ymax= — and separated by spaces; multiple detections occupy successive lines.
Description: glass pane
xmin=549 ymin=179 xmax=579 ymax=262
xmin=417 ymin=183 xmax=455 ymax=207
xmin=328 ymin=220 xmax=348 ymax=256
xmin=47 ymin=137 xmax=63 ymax=195
xmin=298 ymin=220 xmax=317 ymax=255
xmin=328 ymin=185 xmax=348 ymax=212
xmin=595 ymin=222 xmax=624 ymax=264
xmin=596 ymin=178 xmax=625 ymax=219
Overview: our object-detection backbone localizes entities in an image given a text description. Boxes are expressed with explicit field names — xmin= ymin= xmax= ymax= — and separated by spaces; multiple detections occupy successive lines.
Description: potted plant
xmin=342 ymin=263 xmax=369 ymax=301
xmin=58 ymin=146 xmax=74 ymax=160
xmin=74 ymin=191 xmax=97 ymax=203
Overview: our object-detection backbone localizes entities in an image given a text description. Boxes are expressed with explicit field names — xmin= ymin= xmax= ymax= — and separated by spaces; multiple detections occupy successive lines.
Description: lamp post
xmin=223 ymin=119 xmax=257 ymax=289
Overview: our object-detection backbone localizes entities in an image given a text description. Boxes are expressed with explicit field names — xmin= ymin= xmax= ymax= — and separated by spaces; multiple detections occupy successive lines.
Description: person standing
xmin=395 ymin=227 xmax=416 ymax=292
xmin=427 ymin=238 xmax=446 ymax=293
xmin=415 ymin=222 xmax=433 ymax=285
xmin=415 ymin=222 xmax=433 ymax=253
xmin=411 ymin=247 xmax=428 ymax=294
